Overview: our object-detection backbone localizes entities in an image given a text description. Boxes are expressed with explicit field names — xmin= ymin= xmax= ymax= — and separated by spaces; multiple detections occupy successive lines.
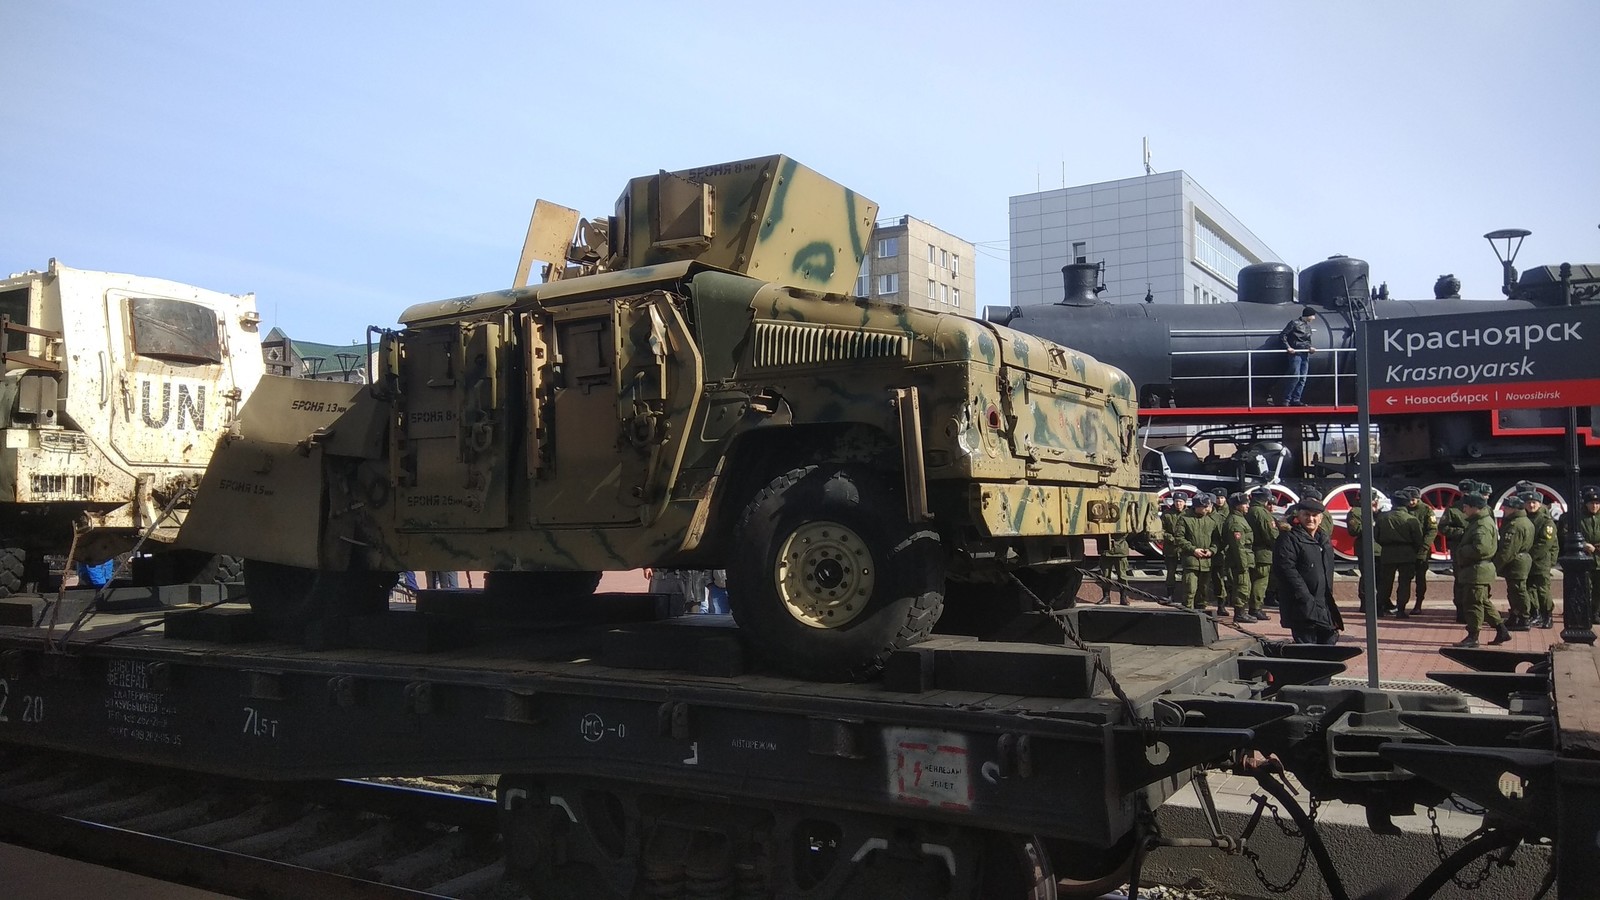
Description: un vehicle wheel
xmin=729 ymin=465 xmax=944 ymax=682
xmin=243 ymin=559 xmax=397 ymax=640
xmin=0 ymin=546 xmax=24 ymax=598
xmin=484 ymin=570 xmax=603 ymax=603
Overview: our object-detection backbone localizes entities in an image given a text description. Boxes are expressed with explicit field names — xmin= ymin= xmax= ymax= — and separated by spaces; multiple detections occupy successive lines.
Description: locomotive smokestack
xmin=1433 ymin=274 xmax=1461 ymax=299
xmin=1058 ymin=262 xmax=1105 ymax=307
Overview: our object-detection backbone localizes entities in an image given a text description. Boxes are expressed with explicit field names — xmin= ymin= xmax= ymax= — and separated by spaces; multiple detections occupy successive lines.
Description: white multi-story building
xmin=855 ymin=216 xmax=976 ymax=313
xmin=1008 ymin=171 xmax=1281 ymax=308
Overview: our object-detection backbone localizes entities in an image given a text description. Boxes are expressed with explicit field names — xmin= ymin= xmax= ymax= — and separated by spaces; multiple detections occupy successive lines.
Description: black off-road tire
xmin=243 ymin=559 xmax=397 ymax=641
xmin=728 ymin=465 xmax=944 ymax=682
xmin=0 ymin=547 xmax=24 ymax=598
xmin=484 ymin=571 xmax=603 ymax=603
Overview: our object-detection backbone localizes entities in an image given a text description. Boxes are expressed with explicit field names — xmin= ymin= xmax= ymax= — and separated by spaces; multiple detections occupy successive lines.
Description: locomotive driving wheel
xmin=1321 ymin=483 xmax=1390 ymax=562
xmin=1418 ymin=482 xmax=1460 ymax=561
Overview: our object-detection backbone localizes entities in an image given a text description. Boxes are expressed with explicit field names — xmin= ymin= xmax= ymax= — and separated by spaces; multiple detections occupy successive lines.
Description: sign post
xmin=1359 ymin=302 xmax=1600 ymax=681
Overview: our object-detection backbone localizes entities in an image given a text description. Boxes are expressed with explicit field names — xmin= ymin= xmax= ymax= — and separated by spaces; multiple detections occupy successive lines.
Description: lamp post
xmin=1555 ymin=261 xmax=1596 ymax=645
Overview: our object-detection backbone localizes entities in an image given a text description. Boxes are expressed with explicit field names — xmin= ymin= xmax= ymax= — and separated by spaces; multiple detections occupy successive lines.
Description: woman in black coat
xmin=1273 ymin=500 xmax=1343 ymax=645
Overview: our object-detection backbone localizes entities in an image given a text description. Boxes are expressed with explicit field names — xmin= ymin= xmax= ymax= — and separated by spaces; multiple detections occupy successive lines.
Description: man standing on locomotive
xmin=1279 ymin=307 xmax=1317 ymax=407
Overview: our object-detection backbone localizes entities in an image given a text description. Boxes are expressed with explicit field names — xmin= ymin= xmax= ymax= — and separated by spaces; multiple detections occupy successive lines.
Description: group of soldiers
xmin=1161 ymin=487 xmax=1284 ymax=622
xmin=1153 ymin=478 xmax=1600 ymax=650
xmin=1436 ymin=479 xmax=1573 ymax=647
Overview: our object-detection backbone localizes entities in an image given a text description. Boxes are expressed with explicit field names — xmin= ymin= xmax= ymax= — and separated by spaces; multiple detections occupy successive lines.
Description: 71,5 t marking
xmin=242 ymin=706 xmax=280 ymax=739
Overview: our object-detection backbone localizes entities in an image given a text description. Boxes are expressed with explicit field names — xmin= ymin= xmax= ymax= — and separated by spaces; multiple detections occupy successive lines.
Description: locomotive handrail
xmin=1169 ymin=345 xmax=1356 ymax=407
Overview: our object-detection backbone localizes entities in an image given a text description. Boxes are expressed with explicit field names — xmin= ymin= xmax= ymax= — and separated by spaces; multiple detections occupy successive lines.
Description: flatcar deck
xmin=0 ymin=599 xmax=1273 ymax=848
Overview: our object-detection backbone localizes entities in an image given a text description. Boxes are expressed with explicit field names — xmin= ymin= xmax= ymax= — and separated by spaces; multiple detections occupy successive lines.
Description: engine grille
xmin=752 ymin=322 xmax=908 ymax=368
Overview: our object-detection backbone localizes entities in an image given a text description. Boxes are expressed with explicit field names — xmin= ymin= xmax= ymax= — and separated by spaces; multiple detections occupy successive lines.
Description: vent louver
xmin=753 ymin=322 xmax=909 ymax=368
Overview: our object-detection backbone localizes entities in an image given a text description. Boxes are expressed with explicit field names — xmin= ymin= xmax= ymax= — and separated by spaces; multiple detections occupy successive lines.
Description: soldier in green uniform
xmin=1454 ymin=493 xmax=1511 ymax=648
xmin=1345 ymin=494 xmax=1382 ymax=616
xmin=1376 ymin=489 xmax=1425 ymax=618
xmin=1574 ymin=486 xmax=1600 ymax=624
xmin=1208 ymin=491 xmax=1231 ymax=614
xmin=1401 ymin=486 xmax=1437 ymax=614
xmin=1495 ymin=494 xmax=1535 ymax=631
xmin=1246 ymin=487 xmax=1278 ymax=620
xmin=1438 ymin=479 xmax=1483 ymax=625
xmin=1521 ymin=491 xmax=1558 ymax=629
xmin=1099 ymin=533 xmax=1131 ymax=605
xmin=1172 ymin=492 xmax=1219 ymax=612
xmin=1161 ymin=492 xmax=1190 ymax=604
xmin=1220 ymin=493 xmax=1257 ymax=622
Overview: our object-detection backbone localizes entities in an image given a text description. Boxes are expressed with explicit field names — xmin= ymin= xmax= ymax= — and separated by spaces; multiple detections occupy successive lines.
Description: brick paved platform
xmin=1102 ymin=571 xmax=1575 ymax=686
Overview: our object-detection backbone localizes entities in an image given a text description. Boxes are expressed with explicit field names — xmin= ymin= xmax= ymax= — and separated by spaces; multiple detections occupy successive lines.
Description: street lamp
xmin=1484 ymin=228 xmax=1531 ymax=297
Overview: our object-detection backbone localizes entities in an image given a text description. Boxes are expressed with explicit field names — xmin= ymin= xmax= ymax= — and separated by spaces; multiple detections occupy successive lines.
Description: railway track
xmin=0 ymin=748 xmax=508 ymax=899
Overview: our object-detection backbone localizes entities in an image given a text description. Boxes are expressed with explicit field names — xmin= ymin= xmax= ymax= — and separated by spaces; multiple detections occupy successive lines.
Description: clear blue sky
xmin=4 ymin=1 xmax=1595 ymax=343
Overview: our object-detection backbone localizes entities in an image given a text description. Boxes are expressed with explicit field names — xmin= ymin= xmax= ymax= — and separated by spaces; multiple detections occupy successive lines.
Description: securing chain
xmin=1009 ymin=572 xmax=1150 ymax=733
xmin=1238 ymin=793 xmax=1320 ymax=894
xmin=1428 ymin=805 xmax=1503 ymax=891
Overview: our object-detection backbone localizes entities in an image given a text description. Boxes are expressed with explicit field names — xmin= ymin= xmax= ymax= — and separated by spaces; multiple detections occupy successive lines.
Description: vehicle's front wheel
xmin=729 ymin=465 xmax=944 ymax=682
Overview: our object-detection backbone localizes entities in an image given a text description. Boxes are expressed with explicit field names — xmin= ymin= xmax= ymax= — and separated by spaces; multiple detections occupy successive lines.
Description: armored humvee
xmin=180 ymin=156 xmax=1158 ymax=680
xmin=0 ymin=261 xmax=265 ymax=593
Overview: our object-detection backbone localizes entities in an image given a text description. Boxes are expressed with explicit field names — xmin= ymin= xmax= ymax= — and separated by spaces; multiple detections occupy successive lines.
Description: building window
xmin=878 ymin=273 xmax=899 ymax=296
xmin=928 ymin=279 xmax=937 ymax=301
xmin=940 ymin=249 xmax=949 ymax=269
xmin=1072 ymin=241 xmax=1087 ymax=264
xmin=940 ymin=284 xmax=950 ymax=304
xmin=1193 ymin=285 xmax=1201 ymax=305
xmin=950 ymin=254 xmax=960 ymax=277
xmin=928 ymin=244 xmax=937 ymax=263
xmin=878 ymin=237 xmax=898 ymax=259
xmin=855 ymin=257 xmax=871 ymax=297
xmin=952 ymin=288 xmax=961 ymax=308
xmin=1194 ymin=219 xmax=1251 ymax=285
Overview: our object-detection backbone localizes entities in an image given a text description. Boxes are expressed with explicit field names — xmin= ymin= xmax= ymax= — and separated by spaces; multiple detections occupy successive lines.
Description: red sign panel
xmin=1369 ymin=378 xmax=1600 ymax=414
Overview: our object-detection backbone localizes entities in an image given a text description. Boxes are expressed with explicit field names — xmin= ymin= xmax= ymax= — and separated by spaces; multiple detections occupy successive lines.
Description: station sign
xmin=1364 ymin=304 xmax=1600 ymax=413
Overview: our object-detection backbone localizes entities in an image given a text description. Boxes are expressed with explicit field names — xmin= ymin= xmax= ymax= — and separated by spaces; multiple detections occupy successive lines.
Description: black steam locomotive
xmin=988 ymin=247 xmax=1599 ymax=556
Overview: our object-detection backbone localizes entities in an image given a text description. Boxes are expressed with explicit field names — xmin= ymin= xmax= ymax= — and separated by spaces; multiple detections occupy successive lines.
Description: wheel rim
xmin=775 ymin=520 xmax=876 ymax=629
xmin=1418 ymin=482 xmax=1460 ymax=561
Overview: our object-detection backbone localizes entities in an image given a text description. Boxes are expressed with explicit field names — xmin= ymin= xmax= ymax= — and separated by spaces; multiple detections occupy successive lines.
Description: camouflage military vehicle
xmin=180 ymin=156 xmax=1157 ymax=680
xmin=0 ymin=261 xmax=265 ymax=593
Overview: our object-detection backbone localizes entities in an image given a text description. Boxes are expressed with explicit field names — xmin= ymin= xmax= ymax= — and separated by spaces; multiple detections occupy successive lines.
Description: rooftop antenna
xmin=1143 ymin=137 xmax=1155 ymax=175
xmin=1484 ymin=228 xmax=1531 ymax=296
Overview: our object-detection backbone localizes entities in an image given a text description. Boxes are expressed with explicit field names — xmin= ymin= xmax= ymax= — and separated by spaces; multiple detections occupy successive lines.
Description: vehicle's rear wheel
xmin=729 ymin=465 xmax=943 ymax=682
xmin=484 ymin=571 xmax=603 ymax=603
xmin=243 ymin=559 xmax=397 ymax=641
xmin=0 ymin=546 xmax=25 ymax=598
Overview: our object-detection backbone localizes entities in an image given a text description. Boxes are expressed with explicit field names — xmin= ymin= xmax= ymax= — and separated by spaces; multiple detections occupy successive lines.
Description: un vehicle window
xmin=129 ymin=297 xmax=223 ymax=364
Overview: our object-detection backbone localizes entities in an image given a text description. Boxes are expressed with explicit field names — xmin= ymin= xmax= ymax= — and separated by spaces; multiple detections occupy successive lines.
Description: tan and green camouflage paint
xmin=181 ymin=156 xmax=1160 ymax=575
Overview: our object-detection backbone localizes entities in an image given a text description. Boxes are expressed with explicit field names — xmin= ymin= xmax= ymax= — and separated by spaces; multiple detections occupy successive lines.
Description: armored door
xmin=390 ymin=318 xmax=511 ymax=531
xmin=526 ymin=291 xmax=703 ymax=527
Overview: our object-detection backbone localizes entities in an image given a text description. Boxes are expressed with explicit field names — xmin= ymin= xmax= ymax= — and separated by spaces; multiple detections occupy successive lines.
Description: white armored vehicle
xmin=0 ymin=261 xmax=265 ymax=594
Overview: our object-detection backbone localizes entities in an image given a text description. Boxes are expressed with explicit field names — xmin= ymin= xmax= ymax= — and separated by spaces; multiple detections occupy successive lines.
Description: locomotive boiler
xmin=989 ymin=254 xmax=1600 ymax=410
xmin=989 ymin=247 xmax=1600 ymax=549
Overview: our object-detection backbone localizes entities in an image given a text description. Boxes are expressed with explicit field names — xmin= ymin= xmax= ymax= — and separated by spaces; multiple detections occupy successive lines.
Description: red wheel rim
xmin=1322 ymin=483 xmax=1390 ymax=561
xmin=1417 ymin=482 xmax=1460 ymax=562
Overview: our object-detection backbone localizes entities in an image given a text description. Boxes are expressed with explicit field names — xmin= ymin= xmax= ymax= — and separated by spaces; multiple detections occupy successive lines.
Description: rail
xmin=1167 ymin=340 xmax=1357 ymax=408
